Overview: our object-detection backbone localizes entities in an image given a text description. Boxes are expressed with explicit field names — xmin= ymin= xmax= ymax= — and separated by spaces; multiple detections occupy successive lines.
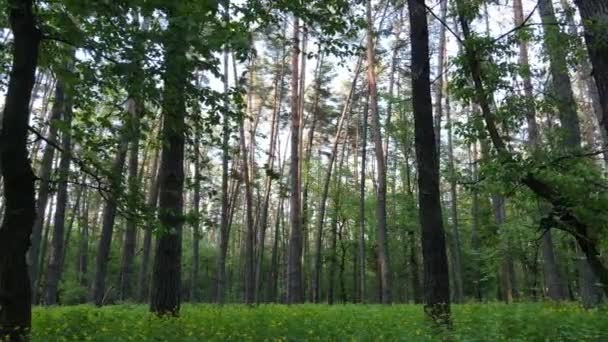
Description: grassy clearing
xmin=31 ymin=303 xmax=607 ymax=341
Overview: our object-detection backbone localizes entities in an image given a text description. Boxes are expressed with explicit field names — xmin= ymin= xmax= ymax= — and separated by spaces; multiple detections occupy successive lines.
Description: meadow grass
xmin=31 ymin=302 xmax=608 ymax=341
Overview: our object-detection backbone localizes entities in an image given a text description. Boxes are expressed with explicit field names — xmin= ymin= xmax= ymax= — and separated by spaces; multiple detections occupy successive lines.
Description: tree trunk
xmin=433 ymin=0 xmax=448 ymax=156
xmin=541 ymin=230 xmax=567 ymax=300
xmin=359 ymin=90 xmax=369 ymax=304
xmin=76 ymin=186 xmax=89 ymax=288
xmin=0 ymin=0 xmax=40 ymax=337
xmin=241 ymin=59 xmax=255 ymax=304
xmin=408 ymin=0 xmax=451 ymax=324
xmin=119 ymin=97 xmax=140 ymax=301
xmin=445 ymin=87 xmax=463 ymax=303
xmin=190 ymin=136 xmax=201 ymax=302
xmin=136 ymin=133 xmax=161 ymax=302
xmin=150 ymin=10 xmax=188 ymax=315
xmin=365 ymin=0 xmax=391 ymax=304
xmin=216 ymin=0 xmax=231 ymax=304
xmin=573 ymin=0 xmax=608 ymax=139
xmin=44 ymin=96 xmax=73 ymax=305
xmin=286 ymin=15 xmax=303 ymax=304
xmin=91 ymin=123 xmax=130 ymax=306
xmin=470 ymin=142 xmax=483 ymax=301
xmin=29 ymin=81 xmax=64 ymax=304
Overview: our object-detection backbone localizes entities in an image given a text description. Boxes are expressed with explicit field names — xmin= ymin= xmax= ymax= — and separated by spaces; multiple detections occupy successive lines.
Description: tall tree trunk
xmin=190 ymin=136 xmax=201 ymax=302
xmin=150 ymin=9 xmax=188 ymax=315
xmin=216 ymin=0 xmax=231 ymax=304
xmin=136 ymin=134 xmax=161 ymax=302
xmin=470 ymin=142 xmax=483 ymax=301
xmin=76 ymin=186 xmax=89 ymax=288
xmin=365 ymin=0 xmax=391 ymax=304
xmin=359 ymin=90 xmax=369 ymax=303
xmin=119 ymin=97 xmax=140 ymax=301
xmin=44 ymin=94 xmax=73 ymax=305
xmin=433 ymin=0 xmax=448 ymax=156
xmin=573 ymin=0 xmax=608 ymax=139
xmin=29 ymin=81 xmax=64 ymax=304
xmin=445 ymin=88 xmax=463 ymax=303
xmin=241 ymin=59 xmax=255 ymax=305
xmin=286 ymin=15 xmax=303 ymax=304
xmin=408 ymin=0 xmax=451 ymax=324
xmin=91 ymin=123 xmax=130 ymax=306
xmin=0 ymin=0 xmax=40 ymax=337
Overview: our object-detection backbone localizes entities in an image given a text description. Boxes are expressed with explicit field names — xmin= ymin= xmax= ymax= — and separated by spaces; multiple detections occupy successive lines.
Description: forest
xmin=1 ymin=0 xmax=608 ymax=340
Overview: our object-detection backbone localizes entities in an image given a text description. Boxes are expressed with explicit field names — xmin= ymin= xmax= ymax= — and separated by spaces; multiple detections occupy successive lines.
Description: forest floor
xmin=32 ymin=303 xmax=607 ymax=341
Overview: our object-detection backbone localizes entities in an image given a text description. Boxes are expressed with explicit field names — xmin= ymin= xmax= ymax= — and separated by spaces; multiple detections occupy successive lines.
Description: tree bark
xmin=408 ymin=0 xmax=451 ymax=324
xmin=190 ymin=135 xmax=201 ymax=302
xmin=445 ymin=87 xmax=463 ymax=303
xmin=365 ymin=0 xmax=391 ymax=304
xmin=433 ymin=0 xmax=448 ymax=157
xmin=136 ymin=133 xmax=161 ymax=302
xmin=76 ymin=185 xmax=89 ymax=288
xmin=119 ymin=97 xmax=140 ymax=301
xmin=91 ymin=122 xmax=130 ymax=306
xmin=573 ymin=0 xmax=608 ymax=140
xmin=0 ymin=0 xmax=40 ymax=338
xmin=150 ymin=9 xmax=188 ymax=315
xmin=216 ymin=0 xmax=231 ymax=304
xmin=286 ymin=16 xmax=303 ymax=304
xmin=241 ymin=59 xmax=255 ymax=304
xmin=359 ymin=88 xmax=369 ymax=304
xmin=44 ymin=93 xmax=73 ymax=305
xmin=29 ymin=81 xmax=64 ymax=304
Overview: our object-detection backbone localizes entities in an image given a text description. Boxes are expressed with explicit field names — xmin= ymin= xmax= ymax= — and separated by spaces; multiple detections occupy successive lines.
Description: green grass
xmin=31 ymin=303 xmax=608 ymax=341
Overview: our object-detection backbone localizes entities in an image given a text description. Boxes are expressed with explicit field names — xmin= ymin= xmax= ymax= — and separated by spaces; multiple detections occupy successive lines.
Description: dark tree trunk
xmin=408 ymin=0 xmax=451 ymax=324
xmin=29 ymin=81 xmax=64 ymax=304
xmin=286 ymin=15 xmax=303 ymax=304
xmin=573 ymin=0 xmax=608 ymax=140
xmin=119 ymin=98 xmax=140 ymax=301
xmin=44 ymin=97 xmax=73 ymax=305
xmin=150 ymin=10 xmax=188 ymax=315
xmin=0 ymin=0 xmax=40 ymax=338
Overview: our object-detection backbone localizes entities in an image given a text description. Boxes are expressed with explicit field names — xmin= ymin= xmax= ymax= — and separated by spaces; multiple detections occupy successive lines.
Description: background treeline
xmin=1 ymin=0 xmax=608 ymax=337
